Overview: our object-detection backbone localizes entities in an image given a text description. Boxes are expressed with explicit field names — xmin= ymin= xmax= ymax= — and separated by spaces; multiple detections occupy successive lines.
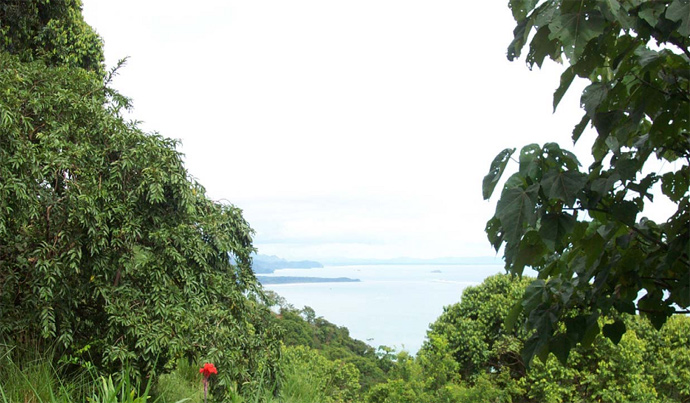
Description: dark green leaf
xmin=541 ymin=170 xmax=587 ymax=206
xmin=634 ymin=47 xmax=660 ymax=68
xmin=572 ymin=114 xmax=590 ymax=143
xmin=522 ymin=334 xmax=547 ymax=367
xmin=485 ymin=216 xmax=504 ymax=252
xmin=519 ymin=144 xmax=541 ymax=178
xmin=580 ymin=82 xmax=609 ymax=117
xmin=549 ymin=334 xmax=571 ymax=366
xmin=508 ymin=17 xmax=534 ymax=61
xmin=522 ymin=279 xmax=546 ymax=312
xmin=564 ymin=315 xmax=587 ymax=341
xmin=539 ymin=213 xmax=576 ymax=251
xmin=580 ymin=314 xmax=600 ymax=348
xmin=504 ymin=302 xmax=524 ymax=332
xmin=602 ymin=319 xmax=626 ymax=344
xmin=638 ymin=1 xmax=667 ymax=27
xmin=483 ymin=148 xmax=516 ymax=200
xmin=610 ymin=200 xmax=638 ymax=226
xmin=513 ymin=230 xmax=547 ymax=276
xmin=554 ymin=67 xmax=575 ymax=112
xmin=666 ymin=0 xmax=690 ymax=36
xmin=579 ymin=232 xmax=606 ymax=270
xmin=669 ymin=270 xmax=690 ymax=307
xmin=509 ymin=0 xmax=540 ymax=21
xmin=497 ymin=185 xmax=538 ymax=244
xmin=528 ymin=25 xmax=560 ymax=69
xmin=548 ymin=7 xmax=606 ymax=61
xmin=593 ymin=110 xmax=623 ymax=138
xmin=638 ymin=291 xmax=674 ymax=329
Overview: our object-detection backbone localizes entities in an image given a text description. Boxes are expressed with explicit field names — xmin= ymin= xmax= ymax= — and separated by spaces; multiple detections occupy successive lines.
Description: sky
xmin=80 ymin=1 xmax=597 ymax=261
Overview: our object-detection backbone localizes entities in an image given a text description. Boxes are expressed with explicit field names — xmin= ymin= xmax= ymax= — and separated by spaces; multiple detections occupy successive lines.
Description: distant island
xmin=257 ymin=276 xmax=360 ymax=285
xmin=252 ymin=254 xmax=323 ymax=274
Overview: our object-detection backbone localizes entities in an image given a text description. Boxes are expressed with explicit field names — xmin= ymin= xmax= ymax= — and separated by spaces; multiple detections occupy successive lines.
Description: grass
xmin=0 ymin=343 xmax=335 ymax=403
xmin=0 ymin=344 xmax=195 ymax=403
xmin=0 ymin=343 xmax=88 ymax=403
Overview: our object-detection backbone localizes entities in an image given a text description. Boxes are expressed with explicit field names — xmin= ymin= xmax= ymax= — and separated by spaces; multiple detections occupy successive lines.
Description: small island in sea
xmin=252 ymin=253 xmax=323 ymax=273
xmin=257 ymin=276 xmax=360 ymax=285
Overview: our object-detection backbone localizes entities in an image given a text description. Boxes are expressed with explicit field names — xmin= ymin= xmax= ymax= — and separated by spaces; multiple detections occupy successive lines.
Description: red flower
xmin=199 ymin=362 xmax=218 ymax=378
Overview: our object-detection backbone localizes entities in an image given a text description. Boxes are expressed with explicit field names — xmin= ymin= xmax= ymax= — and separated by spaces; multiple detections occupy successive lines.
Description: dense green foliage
xmin=0 ymin=2 xmax=280 ymax=400
xmin=366 ymin=275 xmax=690 ymax=403
xmin=0 ymin=0 xmax=104 ymax=74
xmin=483 ymin=0 xmax=689 ymax=364
xmin=266 ymin=292 xmax=391 ymax=392
xmin=280 ymin=345 xmax=361 ymax=403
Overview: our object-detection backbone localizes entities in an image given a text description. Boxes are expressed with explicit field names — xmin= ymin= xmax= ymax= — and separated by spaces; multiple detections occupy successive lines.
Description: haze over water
xmin=262 ymin=264 xmax=505 ymax=354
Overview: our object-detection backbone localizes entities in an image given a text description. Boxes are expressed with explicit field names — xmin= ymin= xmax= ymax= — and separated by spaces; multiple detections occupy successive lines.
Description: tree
xmin=0 ymin=2 xmax=281 ymax=398
xmin=420 ymin=274 xmax=690 ymax=402
xmin=421 ymin=275 xmax=534 ymax=381
xmin=0 ymin=0 xmax=104 ymax=75
xmin=483 ymin=0 xmax=689 ymax=365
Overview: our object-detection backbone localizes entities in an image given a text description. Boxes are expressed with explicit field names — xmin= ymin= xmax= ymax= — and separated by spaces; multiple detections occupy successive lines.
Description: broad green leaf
xmin=610 ymin=200 xmax=638 ymax=226
xmin=504 ymin=302 xmax=524 ymax=332
xmin=669 ymin=270 xmax=690 ymax=307
xmin=593 ymin=110 xmax=623 ymax=138
xmin=548 ymin=7 xmax=606 ymax=62
xmin=528 ymin=25 xmax=560 ymax=69
xmin=541 ymin=170 xmax=587 ymax=206
xmin=580 ymin=314 xmax=600 ymax=348
xmin=639 ymin=291 xmax=674 ymax=329
xmin=650 ymin=111 xmax=685 ymax=151
xmin=666 ymin=0 xmax=690 ymax=36
xmin=522 ymin=279 xmax=546 ymax=312
xmin=509 ymin=0 xmax=540 ymax=21
xmin=634 ymin=47 xmax=660 ymax=68
xmin=638 ymin=1 xmax=667 ymax=27
xmin=580 ymin=82 xmax=609 ymax=117
xmin=483 ymin=148 xmax=516 ymax=200
xmin=554 ymin=66 xmax=575 ymax=112
xmin=580 ymin=232 xmax=606 ymax=269
xmin=564 ymin=315 xmax=587 ymax=344
xmin=572 ymin=114 xmax=590 ymax=143
xmin=508 ymin=17 xmax=535 ymax=61
xmin=513 ymin=230 xmax=547 ymax=276
xmin=497 ymin=185 xmax=539 ymax=244
xmin=599 ymin=0 xmax=621 ymax=15
xmin=603 ymin=319 xmax=626 ymax=344
xmin=549 ymin=334 xmax=571 ymax=366
xmin=519 ymin=143 xmax=541 ymax=178
xmin=485 ymin=216 xmax=504 ymax=252
xmin=542 ymin=142 xmax=582 ymax=170
xmin=539 ymin=213 xmax=576 ymax=251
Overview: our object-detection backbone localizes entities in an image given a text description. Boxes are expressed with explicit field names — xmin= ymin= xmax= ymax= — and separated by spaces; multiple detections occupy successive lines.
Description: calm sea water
xmin=262 ymin=264 xmax=504 ymax=354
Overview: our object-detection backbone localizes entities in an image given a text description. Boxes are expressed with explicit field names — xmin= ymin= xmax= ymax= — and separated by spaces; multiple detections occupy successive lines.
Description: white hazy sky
xmin=81 ymin=1 xmax=594 ymax=261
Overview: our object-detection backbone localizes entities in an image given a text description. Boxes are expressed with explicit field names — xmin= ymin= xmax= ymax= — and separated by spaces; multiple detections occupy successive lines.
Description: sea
xmin=261 ymin=264 xmax=505 ymax=355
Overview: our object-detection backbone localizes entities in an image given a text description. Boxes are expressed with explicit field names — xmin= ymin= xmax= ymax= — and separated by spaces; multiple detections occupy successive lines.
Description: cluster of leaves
xmin=367 ymin=275 xmax=690 ymax=403
xmin=0 ymin=2 xmax=281 ymax=400
xmin=0 ymin=0 xmax=104 ymax=75
xmin=484 ymin=0 xmax=689 ymax=364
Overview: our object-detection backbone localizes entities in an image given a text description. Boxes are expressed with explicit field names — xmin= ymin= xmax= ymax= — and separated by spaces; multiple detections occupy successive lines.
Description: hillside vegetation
xmin=1 ymin=0 xmax=687 ymax=402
